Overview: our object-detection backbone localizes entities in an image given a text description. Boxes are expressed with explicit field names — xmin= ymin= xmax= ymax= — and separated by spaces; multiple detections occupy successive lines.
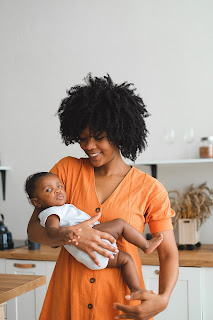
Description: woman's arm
xmin=155 ymin=229 xmax=179 ymax=300
xmin=27 ymin=208 xmax=58 ymax=246
xmin=114 ymin=229 xmax=179 ymax=319
xmin=27 ymin=210 xmax=118 ymax=265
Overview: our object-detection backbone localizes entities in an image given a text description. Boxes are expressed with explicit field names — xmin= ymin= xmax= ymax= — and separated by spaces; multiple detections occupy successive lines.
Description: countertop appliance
xmin=0 ymin=214 xmax=14 ymax=250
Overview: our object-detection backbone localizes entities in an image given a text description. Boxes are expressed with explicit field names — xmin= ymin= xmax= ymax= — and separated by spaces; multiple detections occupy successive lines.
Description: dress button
xmin=95 ymin=207 xmax=100 ymax=213
xmin=90 ymin=278 xmax=95 ymax=283
xmin=88 ymin=303 xmax=93 ymax=309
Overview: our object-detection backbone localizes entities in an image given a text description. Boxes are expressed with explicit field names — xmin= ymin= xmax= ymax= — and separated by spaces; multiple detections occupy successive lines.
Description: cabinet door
xmin=142 ymin=265 xmax=202 ymax=320
xmin=45 ymin=261 xmax=56 ymax=289
xmin=201 ymin=267 xmax=213 ymax=320
xmin=6 ymin=259 xmax=46 ymax=320
xmin=0 ymin=259 xmax=7 ymax=319
xmin=0 ymin=258 xmax=6 ymax=273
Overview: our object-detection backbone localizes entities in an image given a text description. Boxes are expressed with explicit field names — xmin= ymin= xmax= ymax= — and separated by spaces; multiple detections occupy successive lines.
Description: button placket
xmin=87 ymin=208 xmax=99 ymax=312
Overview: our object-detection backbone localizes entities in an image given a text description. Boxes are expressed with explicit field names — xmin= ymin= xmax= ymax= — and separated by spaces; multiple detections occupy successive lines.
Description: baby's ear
xmin=30 ymin=198 xmax=41 ymax=208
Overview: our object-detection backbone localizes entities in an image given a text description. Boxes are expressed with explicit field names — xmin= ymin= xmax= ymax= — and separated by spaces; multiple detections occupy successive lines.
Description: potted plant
xmin=169 ymin=182 xmax=213 ymax=250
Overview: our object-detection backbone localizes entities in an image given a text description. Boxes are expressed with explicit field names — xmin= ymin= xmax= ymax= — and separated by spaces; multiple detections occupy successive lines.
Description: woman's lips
xmin=88 ymin=152 xmax=101 ymax=159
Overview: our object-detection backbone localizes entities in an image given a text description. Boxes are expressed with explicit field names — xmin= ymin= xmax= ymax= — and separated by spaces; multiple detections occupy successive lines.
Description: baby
xmin=25 ymin=172 xmax=163 ymax=292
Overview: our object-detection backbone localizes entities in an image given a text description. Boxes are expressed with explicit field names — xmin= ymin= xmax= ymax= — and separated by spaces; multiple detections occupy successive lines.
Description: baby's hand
xmin=61 ymin=229 xmax=81 ymax=245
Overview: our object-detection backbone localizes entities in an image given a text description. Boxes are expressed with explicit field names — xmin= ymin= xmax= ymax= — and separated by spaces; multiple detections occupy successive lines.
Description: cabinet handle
xmin=154 ymin=270 xmax=159 ymax=275
xmin=14 ymin=263 xmax=36 ymax=268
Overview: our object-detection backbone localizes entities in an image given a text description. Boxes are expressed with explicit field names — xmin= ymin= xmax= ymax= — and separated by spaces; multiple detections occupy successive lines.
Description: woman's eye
xmin=79 ymin=135 xmax=105 ymax=142
xmin=95 ymin=136 xmax=104 ymax=141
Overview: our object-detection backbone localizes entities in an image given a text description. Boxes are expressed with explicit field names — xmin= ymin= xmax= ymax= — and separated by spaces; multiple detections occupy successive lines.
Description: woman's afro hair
xmin=57 ymin=74 xmax=150 ymax=161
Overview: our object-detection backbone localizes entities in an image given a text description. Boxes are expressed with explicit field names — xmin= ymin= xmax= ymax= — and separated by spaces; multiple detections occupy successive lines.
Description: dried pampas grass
xmin=169 ymin=182 xmax=213 ymax=229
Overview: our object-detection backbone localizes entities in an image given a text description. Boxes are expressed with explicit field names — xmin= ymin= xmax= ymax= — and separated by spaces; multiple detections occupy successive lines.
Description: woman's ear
xmin=30 ymin=198 xmax=41 ymax=208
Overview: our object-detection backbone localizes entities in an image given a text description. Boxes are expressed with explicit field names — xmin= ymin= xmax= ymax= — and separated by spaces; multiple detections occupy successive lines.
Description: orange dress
xmin=39 ymin=157 xmax=174 ymax=320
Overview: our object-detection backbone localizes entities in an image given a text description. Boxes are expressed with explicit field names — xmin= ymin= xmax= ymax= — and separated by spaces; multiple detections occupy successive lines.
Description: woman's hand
xmin=71 ymin=212 xmax=118 ymax=266
xmin=113 ymin=290 xmax=168 ymax=320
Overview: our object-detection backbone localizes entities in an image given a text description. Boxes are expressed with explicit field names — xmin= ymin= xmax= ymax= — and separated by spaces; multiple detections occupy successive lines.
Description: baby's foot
xmin=143 ymin=234 xmax=163 ymax=254
xmin=130 ymin=288 xmax=156 ymax=295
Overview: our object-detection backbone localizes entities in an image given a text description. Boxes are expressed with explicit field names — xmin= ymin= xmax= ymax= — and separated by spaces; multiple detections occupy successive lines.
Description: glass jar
xmin=199 ymin=136 xmax=213 ymax=158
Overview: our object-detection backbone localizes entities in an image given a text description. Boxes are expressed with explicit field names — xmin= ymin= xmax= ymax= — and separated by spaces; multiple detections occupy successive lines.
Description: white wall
xmin=0 ymin=0 xmax=213 ymax=243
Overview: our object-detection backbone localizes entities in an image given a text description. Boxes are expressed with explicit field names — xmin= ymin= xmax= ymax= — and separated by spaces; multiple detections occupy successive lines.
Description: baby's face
xmin=34 ymin=174 xmax=67 ymax=209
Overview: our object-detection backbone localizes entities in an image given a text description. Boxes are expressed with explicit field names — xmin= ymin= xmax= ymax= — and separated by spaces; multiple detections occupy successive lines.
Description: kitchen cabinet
xmin=0 ymin=259 xmax=6 ymax=319
xmin=201 ymin=267 xmax=213 ymax=320
xmin=5 ymin=259 xmax=46 ymax=320
xmin=45 ymin=261 xmax=56 ymax=288
xmin=4 ymin=259 xmax=56 ymax=320
xmin=0 ymin=274 xmax=45 ymax=320
xmin=142 ymin=265 xmax=202 ymax=320
xmin=0 ymin=258 xmax=5 ymax=273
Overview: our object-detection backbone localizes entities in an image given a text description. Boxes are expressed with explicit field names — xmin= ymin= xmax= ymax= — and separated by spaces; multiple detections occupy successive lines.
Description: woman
xmin=27 ymin=74 xmax=179 ymax=320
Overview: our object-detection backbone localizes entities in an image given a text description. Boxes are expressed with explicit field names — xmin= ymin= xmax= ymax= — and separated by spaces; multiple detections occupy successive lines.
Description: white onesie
xmin=38 ymin=204 xmax=118 ymax=270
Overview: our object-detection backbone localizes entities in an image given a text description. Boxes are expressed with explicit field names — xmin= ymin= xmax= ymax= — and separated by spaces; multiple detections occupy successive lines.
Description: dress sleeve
xmin=49 ymin=156 xmax=84 ymax=205
xmin=50 ymin=157 xmax=70 ymax=187
xmin=50 ymin=156 xmax=82 ymax=193
xmin=145 ymin=180 xmax=175 ymax=234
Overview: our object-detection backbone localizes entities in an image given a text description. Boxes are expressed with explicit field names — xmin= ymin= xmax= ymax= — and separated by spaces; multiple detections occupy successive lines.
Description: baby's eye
xmin=58 ymin=185 xmax=63 ymax=189
xmin=46 ymin=188 xmax=52 ymax=192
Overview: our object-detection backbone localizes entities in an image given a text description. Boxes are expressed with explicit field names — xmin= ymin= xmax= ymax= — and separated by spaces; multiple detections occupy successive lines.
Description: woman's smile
xmin=88 ymin=152 xmax=102 ymax=159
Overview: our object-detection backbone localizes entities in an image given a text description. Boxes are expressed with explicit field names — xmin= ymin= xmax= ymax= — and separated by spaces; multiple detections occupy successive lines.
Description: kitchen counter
xmin=0 ymin=274 xmax=46 ymax=304
xmin=0 ymin=244 xmax=213 ymax=267
xmin=0 ymin=245 xmax=61 ymax=261
xmin=0 ymin=274 xmax=46 ymax=320
xmin=139 ymin=244 xmax=213 ymax=267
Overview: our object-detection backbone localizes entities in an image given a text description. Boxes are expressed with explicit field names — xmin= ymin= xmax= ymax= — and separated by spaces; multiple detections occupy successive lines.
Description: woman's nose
xmin=85 ymin=137 xmax=96 ymax=150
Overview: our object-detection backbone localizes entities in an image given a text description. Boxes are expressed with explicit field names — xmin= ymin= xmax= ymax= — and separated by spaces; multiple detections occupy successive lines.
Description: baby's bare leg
xmin=107 ymin=250 xmax=141 ymax=292
xmin=93 ymin=218 xmax=163 ymax=254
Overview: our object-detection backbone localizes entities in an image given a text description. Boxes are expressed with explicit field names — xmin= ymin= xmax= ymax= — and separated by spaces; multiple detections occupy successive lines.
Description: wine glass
xmin=184 ymin=128 xmax=195 ymax=144
xmin=165 ymin=129 xmax=176 ymax=144
xmin=184 ymin=128 xmax=195 ymax=159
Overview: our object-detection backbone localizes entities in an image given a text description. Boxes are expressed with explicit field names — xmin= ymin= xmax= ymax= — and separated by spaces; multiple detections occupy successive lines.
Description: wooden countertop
xmin=0 ymin=246 xmax=61 ymax=261
xmin=0 ymin=274 xmax=46 ymax=304
xmin=1 ymin=244 xmax=213 ymax=267
xmin=139 ymin=244 xmax=213 ymax=267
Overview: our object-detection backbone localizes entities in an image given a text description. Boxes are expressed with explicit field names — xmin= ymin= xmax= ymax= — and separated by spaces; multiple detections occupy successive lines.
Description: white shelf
xmin=125 ymin=158 xmax=213 ymax=179
xmin=0 ymin=166 xmax=11 ymax=170
xmin=127 ymin=158 xmax=213 ymax=166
